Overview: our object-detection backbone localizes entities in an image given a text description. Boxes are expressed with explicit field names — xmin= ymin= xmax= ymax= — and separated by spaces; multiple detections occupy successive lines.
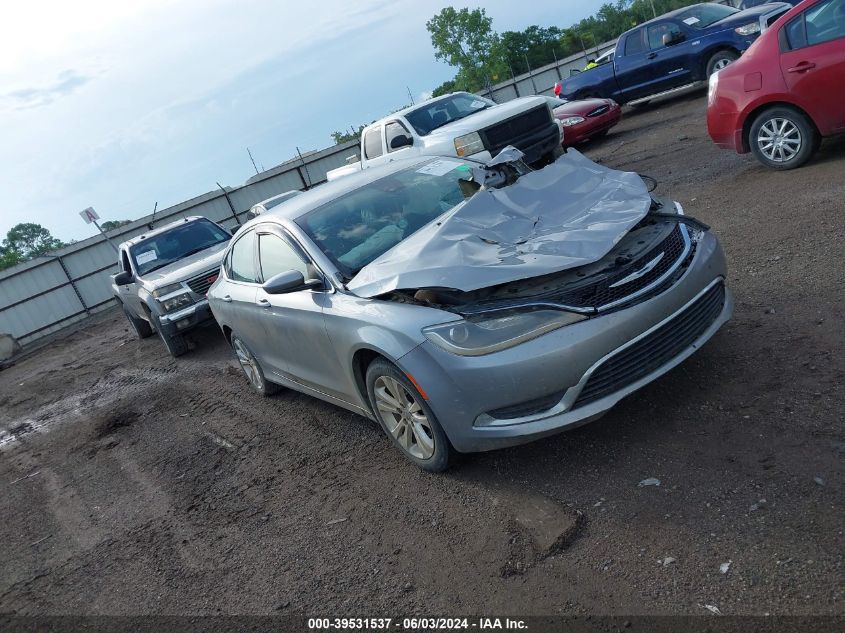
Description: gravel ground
xmin=1 ymin=91 xmax=843 ymax=617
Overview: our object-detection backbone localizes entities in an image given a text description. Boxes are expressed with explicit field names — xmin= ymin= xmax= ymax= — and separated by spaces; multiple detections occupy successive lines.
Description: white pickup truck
xmin=327 ymin=92 xmax=562 ymax=180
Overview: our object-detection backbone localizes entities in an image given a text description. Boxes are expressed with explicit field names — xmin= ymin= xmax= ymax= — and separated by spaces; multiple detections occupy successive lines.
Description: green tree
xmin=0 ymin=245 xmax=23 ymax=271
xmin=426 ymin=7 xmax=507 ymax=93
xmin=331 ymin=126 xmax=365 ymax=145
xmin=100 ymin=219 xmax=133 ymax=231
xmin=3 ymin=223 xmax=64 ymax=259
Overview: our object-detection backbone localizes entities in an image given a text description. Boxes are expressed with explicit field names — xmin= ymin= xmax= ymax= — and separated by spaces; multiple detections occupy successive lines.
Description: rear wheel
xmin=706 ymin=50 xmax=738 ymax=77
xmin=365 ymin=358 xmax=453 ymax=472
xmin=123 ymin=306 xmax=153 ymax=339
xmin=748 ymin=106 xmax=816 ymax=170
xmin=231 ymin=334 xmax=280 ymax=396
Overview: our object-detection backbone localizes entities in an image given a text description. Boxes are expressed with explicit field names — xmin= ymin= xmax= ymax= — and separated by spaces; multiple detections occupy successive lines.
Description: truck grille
xmin=586 ymin=104 xmax=610 ymax=117
xmin=481 ymin=106 xmax=552 ymax=155
xmin=186 ymin=269 xmax=220 ymax=296
xmin=571 ymin=282 xmax=725 ymax=410
xmin=556 ymin=224 xmax=691 ymax=311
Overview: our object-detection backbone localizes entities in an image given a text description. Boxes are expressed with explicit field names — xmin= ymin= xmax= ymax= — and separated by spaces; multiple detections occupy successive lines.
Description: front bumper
xmin=397 ymin=231 xmax=731 ymax=453
xmin=158 ymin=299 xmax=215 ymax=335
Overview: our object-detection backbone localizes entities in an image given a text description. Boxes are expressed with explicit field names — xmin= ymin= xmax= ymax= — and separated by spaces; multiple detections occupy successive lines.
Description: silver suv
xmin=110 ymin=216 xmax=231 ymax=357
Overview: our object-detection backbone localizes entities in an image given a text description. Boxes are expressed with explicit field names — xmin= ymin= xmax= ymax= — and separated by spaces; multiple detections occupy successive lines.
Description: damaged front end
xmin=391 ymin=198 xmax=707 ymax=356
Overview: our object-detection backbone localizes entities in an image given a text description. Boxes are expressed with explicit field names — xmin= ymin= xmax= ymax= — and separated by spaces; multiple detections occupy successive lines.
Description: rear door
xmin=614 ymin=28 xmax=658 ymax=100
xmin=361 ymin=125 xmax=389 ymax=168
xmin=779 ymin=0 xmax=845 ymax=133
xmin=219 ymin=229 xmax=261 ymax=352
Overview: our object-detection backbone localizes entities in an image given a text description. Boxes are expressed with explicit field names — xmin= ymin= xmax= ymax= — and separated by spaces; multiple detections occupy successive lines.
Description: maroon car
xmin=545 ymin=96 xmax=623 ymax=147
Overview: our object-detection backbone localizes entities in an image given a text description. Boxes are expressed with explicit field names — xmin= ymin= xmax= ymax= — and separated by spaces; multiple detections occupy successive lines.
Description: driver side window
xmin=228 ymin=230 xmax=258 ymax=283
xmin=258 ymin=234 xmax=315 ymax=283
xmin=385 ymin=121 xmax=411 ymax=152
xmin=647 ymin=23 xmax=682 ymax=49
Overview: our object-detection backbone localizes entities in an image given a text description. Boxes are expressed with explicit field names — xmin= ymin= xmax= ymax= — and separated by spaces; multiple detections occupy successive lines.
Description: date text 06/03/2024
xmin=307 ymin=617 xmax=528 ymax=630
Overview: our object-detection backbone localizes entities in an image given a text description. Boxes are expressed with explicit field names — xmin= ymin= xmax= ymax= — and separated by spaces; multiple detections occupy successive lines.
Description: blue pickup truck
xmin=557 ymin=2 xmax=793 ymax=104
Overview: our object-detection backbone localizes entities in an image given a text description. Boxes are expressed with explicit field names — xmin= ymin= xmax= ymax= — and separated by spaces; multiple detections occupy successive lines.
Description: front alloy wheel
xmin=373 ymin=375 xmax=436 ymax=460
xmin=366 ymin=358 xmax=453 ymax=471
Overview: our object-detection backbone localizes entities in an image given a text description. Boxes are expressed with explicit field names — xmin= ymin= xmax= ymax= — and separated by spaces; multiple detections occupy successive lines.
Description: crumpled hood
xmin=347 ymin=149 xmax=651 ymax=298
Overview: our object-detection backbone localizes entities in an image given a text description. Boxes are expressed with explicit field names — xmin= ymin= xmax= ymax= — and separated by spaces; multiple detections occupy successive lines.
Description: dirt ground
xmin=1 ymin=91 xmax=843 ymax=617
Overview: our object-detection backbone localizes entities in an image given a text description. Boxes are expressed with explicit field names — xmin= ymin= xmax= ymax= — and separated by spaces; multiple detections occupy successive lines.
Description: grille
xmin=482 ymin=106 xmax=551 ymax=154
xmin=571 ymin=282 xmax=725 ymax=410
xmin=586 ymin=105 xmax=610 ymax=117
xmin=556 ymin=224 xmax=690 ymax=311
xmin=186 ymin=269 xmax=219 ymax=296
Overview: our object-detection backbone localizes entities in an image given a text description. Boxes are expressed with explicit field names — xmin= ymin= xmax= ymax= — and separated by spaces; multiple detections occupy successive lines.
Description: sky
xmin=0 ymin=0 xmax=605 ymax=243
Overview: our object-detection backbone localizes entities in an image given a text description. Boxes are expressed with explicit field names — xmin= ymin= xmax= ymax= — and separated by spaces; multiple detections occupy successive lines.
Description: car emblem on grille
xmin=609 ymin=252 xmax=665 ymax=288
xmin=207 ymin=274 xmax=218 ymax=285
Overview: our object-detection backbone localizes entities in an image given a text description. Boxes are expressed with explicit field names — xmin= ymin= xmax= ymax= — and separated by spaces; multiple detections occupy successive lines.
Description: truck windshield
xmin=404 ymin=94 xmax=496 ymax=136
xmin=676 ymin=4 xmax=738 ymax=28
xmin=296 ymin=159 xmax=480 ymax=277
xmin=130 ymin=219 xmax=230 ymax=275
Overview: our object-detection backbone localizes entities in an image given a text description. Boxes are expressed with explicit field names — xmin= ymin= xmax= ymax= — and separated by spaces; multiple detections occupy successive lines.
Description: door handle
xmin=221 ymin=295 xmax=232 ymax=303
xmin=647 ymin=52 xmax=658 ymax=59
xmin=787 ymin=62 xmax=815 ymax=73
xmin=257 ymin=298 xmax=271 ymax=308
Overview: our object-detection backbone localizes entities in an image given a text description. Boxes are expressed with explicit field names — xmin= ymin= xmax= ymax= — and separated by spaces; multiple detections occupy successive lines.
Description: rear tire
xmin=123 ymin=306 xmax=153 ymax=339
xmin=706 ymin=50 xmax=738 ymax=77
xmin=231 ymin=334 xmax=280 ymax=396
xmin=748 ymin=106 xmax=816 ymax=170
xmin=366 ymin=358 xmax=454 ymax=472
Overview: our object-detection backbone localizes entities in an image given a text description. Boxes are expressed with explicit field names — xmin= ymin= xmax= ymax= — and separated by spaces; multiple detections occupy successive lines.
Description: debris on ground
xmin=638 ymin=478 xmax=661 ymax=487
xmin=720 ymin=561 xmax=731 ymax=574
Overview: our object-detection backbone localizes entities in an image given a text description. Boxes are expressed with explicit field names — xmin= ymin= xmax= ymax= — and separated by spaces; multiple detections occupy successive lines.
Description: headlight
xmin=735 ymin=22 xmax=760 ymax=36
xmin=161 ymin=292 xmax=193 ymax=313
xmin=559 ymin=116 xmax=585 ymax=127
xmin=152 ymin=283 xmax=183 ymax=298
xmin=423 ymin=309 xmax=586 ymax=356
xmin=454 ymin=132 xmax=484 ymax=157
xmin=708 ymin=70 xmax=719 ymax=106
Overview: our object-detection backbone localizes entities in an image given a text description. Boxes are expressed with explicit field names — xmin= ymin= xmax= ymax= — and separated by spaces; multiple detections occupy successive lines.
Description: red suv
xmin=707 ymin=0 xmax=845 ymax=169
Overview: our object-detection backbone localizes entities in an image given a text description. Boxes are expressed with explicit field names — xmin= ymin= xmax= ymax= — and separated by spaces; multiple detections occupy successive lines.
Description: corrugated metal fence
xmin=0 ymin=40 xmax=615 ymax=347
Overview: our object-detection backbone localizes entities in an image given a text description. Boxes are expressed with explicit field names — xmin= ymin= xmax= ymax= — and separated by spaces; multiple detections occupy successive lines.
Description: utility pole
xmin=406 ymin=86 xmax=415 ymax=105
xmin=296 ymin=147 xmax=313 ymax=189
xmin=147 ymin=201 xmax=158 ymax=230
xmin=246 ymin=147 xmax=260 ymax=175
xmin=649 ymin=0 xmax=657 ymax=19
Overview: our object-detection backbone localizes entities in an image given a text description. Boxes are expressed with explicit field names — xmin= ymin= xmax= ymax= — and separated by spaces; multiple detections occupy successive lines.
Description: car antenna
xmin=147 ymin=201 xmax=158 ymax=230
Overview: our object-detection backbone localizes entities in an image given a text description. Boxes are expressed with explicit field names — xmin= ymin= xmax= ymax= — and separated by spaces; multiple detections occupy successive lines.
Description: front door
xmin=253 ymin=229 xmax=345 ymax=398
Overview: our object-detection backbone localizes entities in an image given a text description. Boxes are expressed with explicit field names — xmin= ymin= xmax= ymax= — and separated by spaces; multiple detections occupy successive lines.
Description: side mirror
xmin=114 ymin=270 xmax=133 ymax=285
xmin=262 ymin=270 xmax=322 ymax=295
xmin=389 ymin=134 xmax=413 ymax=150
xmin=663 ymin=32 xmax=686 ymax=46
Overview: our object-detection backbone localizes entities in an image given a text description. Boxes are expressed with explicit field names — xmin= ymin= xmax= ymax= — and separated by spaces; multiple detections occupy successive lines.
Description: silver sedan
xmin=208 ymin=150 xmax=732 ymax=471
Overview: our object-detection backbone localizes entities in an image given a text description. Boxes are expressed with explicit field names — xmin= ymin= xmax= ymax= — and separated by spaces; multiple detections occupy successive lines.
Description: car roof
xmin=240 ymin=156 xmax=437 ymax=228
xmin=120 ymin=216 xmax=207 ymax=248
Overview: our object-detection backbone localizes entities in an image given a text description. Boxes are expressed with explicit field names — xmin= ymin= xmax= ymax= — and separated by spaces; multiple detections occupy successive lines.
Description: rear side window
xmin=783 ymin=0 xmax=845 ymax=50
xmin=228 ymin=230 xmax=257 ymax=282
xmin=784 ymin=15 xmax=808 ymax=49
xmin=625 ymin=30 xmax=647 ymax=55
xmin=363 ymin=128 xmax=383 ymax=159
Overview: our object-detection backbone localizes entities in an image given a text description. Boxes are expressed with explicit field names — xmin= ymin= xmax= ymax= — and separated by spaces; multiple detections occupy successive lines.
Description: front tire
xmin=231 ymin=334 xmax=280 ymax=396
xmin=123 ymin=306 xmax=153 ymax=339
xmin=706 ymin=50 xmax=738 ymax=77
xmin=748 ymin=107 xmax=816 ymax=170
xmin=365 ymin=358 xmax=454 ymax=472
